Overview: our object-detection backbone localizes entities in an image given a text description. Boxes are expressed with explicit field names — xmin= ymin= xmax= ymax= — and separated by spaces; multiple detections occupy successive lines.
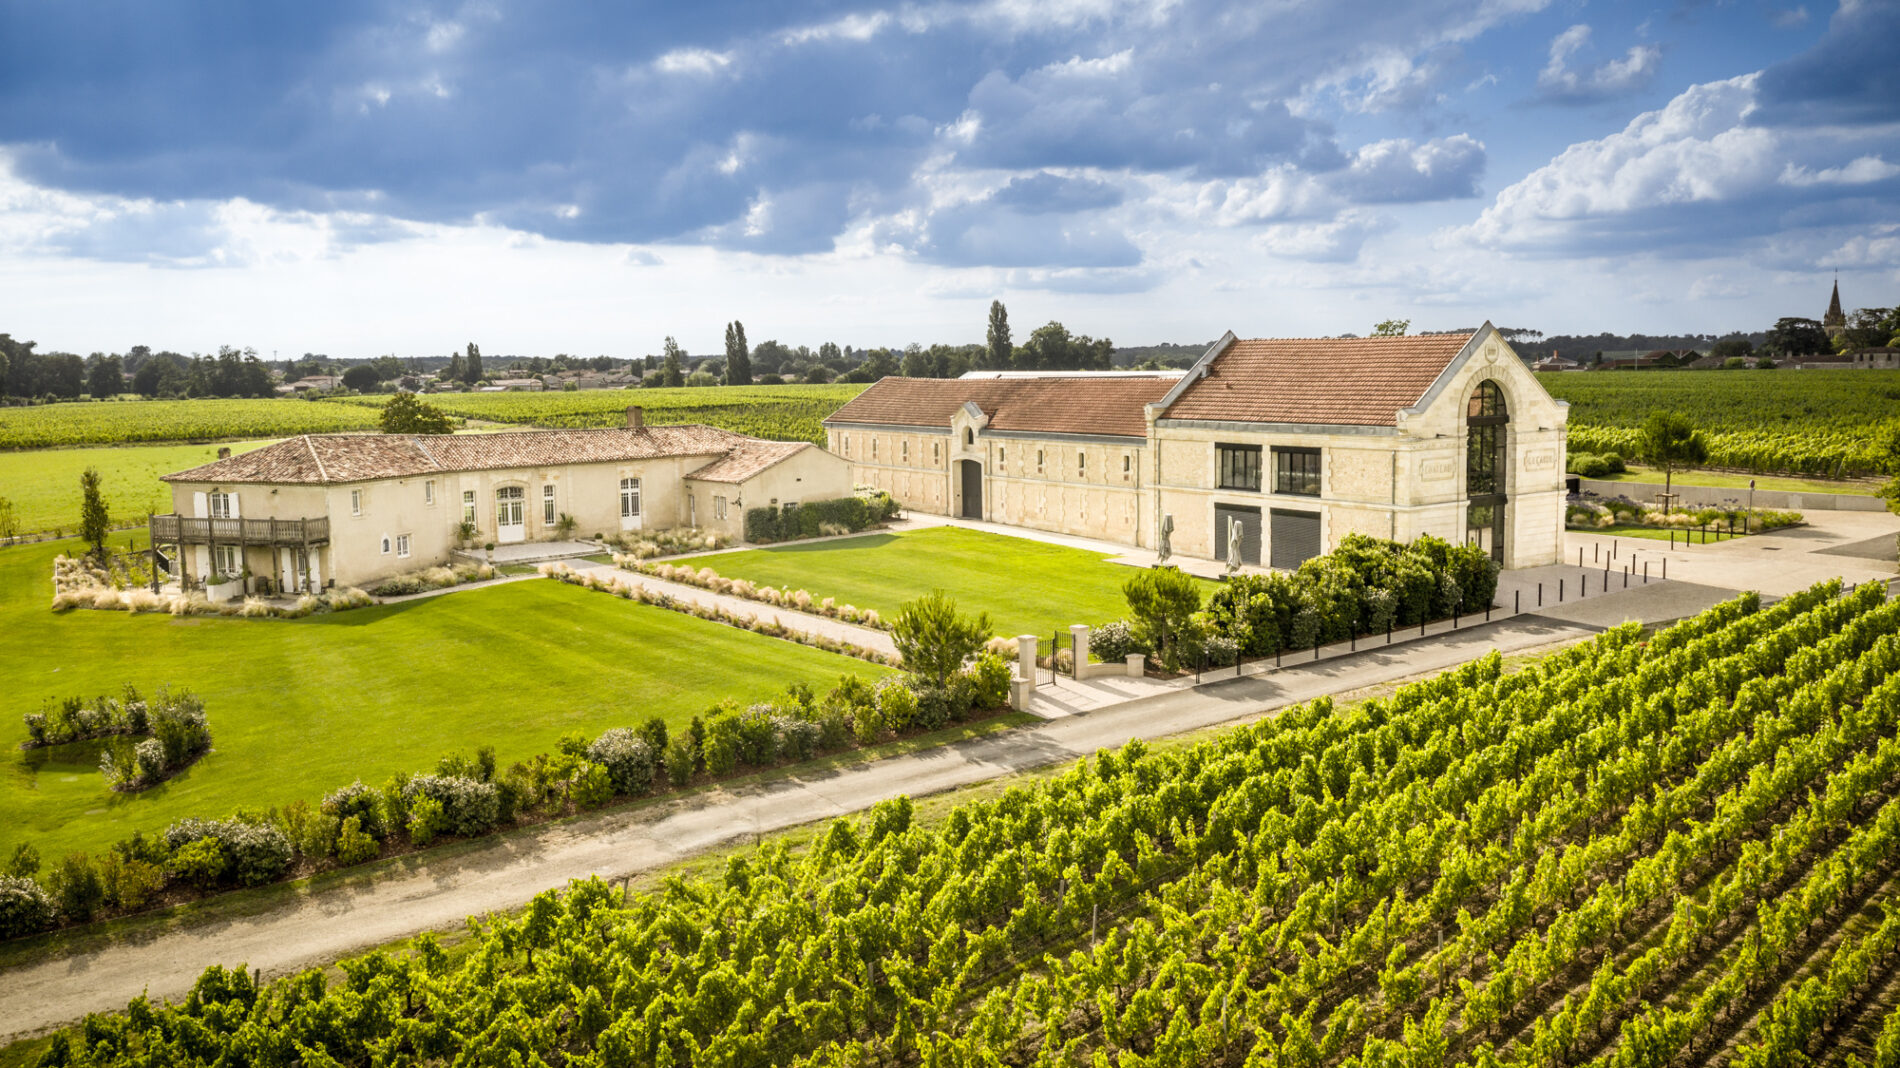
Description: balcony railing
xmin=149 ymin=514 xmax=330 ymax=546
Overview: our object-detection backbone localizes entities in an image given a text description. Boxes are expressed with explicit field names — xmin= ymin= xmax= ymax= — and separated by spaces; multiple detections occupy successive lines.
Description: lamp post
xmin=1747 ymin=478 xmax=1755 ymax=534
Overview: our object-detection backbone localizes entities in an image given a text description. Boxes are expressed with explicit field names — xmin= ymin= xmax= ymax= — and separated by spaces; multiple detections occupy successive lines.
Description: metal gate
xmin=1213 ymin=505 xmax=1262 ymax=566
xmin=1269 ymin=508 xmax=1321 ymax=570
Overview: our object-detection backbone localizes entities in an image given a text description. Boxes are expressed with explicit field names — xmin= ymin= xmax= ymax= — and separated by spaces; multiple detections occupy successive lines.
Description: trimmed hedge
xmin=1196 ymin=533 xmax=1500 ymax=659
xmin=743 ymin=492 xmax=898 ymax=544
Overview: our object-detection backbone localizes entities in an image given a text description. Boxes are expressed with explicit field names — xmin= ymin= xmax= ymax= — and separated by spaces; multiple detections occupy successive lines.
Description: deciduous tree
xmin=1373 ymin=319 xmax=1411 ymax=337
xmin=660 ymin=337 xmax=685 ymax=388
xmin=463 ymin=342 xmax=484 ymax=385
xmin=1639 ymin=410 xmax=1709 ymax=508
xmin=380 ymin=392 xmax=454 ymax=434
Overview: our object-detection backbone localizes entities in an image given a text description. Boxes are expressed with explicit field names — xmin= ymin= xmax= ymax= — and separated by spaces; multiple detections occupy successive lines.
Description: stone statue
xmin=1157 ymin=514 xmax=1174 ymax=564
xmin=1225 ymin=516 xmax=1242 ymax=575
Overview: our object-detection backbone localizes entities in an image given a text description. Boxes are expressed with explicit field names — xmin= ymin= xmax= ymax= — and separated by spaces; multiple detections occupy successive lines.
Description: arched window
xmin=964 ymin=427 xmax=974 ymax=445
xmin=1465 ymin=380 xmax=1509 ymax=561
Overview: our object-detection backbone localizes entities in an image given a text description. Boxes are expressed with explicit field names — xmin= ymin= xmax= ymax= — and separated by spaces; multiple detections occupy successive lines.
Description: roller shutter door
xmin=1269 ymin=508 xmax=1322 ymax=570
xmin=1212 ymin=505 xmax=1262 ymax=566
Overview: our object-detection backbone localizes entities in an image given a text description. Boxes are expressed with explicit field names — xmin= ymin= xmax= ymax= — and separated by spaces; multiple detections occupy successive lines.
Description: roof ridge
xmin=304 ymin=436 xmax=329 ymax=482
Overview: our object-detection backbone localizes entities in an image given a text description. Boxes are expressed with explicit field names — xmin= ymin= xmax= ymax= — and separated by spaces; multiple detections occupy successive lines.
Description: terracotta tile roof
xmin=162 ymin=426 xmax=750 ymax=484
xmin=823 ymin=377 xmax=1173 ymax=439
xmin=685 ymin=440 xmax=811 ymax=483
xmin=1161 ymin=333 xmax=1476 ymax=427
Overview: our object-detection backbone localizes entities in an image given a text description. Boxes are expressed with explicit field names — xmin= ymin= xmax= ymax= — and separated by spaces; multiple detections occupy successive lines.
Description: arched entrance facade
xmin=1465 ymin=379 xmax=1508 ymax=562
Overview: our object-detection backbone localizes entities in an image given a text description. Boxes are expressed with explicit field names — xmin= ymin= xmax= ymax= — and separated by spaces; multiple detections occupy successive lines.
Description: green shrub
xmin=321 ymin=780 xmax=387 ymax=839
xmin=851 ymin=703 xmax=884 ymax=745
xmin=892 ymin=591 xmax=991 ymax=688
xmin=166 ymin=837 xmax=228 ymax=890
xmin=1568 ymin=452 xmax=1611 ymax=478
xmin=402 ymin=776 xmax=500 ymax=837
xmin=736 ymin=706 xmax=779 ymax=767
xmin=300 ymin=813 xmax=341 ymax=860
xmin=875 ymin=678 xmax=917 ymax=733
xmin=96 ymin=853 xmax=165 ymax=911
xmin=335 ymin=816 xmax=379 ymax=866
xmin=1089 ymin=621 xmax=1145 ymax=662
xmin=702 ymin=707 xmax=741 ymax=776
xmin=776 ymin=717 xmax=821 ymax=762
xmin=664 ymin=734 xmax=698 ymax=787
xmin=407 ymin=795 xmax=445 ymax=846
xmin=968 ymin=653 xmax=1011 ymax=710
xmin=49 ymin=853 xmax=105 ymax=921
xmin=637 ymin=716 xmax=668 ymax=758
xmin=586 ymin=729 xmax=657 ymax=796
xmin=162 ymin=818 xmax=293 ymax=887
xmin=570 ymin=762 xmax=615 ymax=807
xmin=0 ymin=875 xmax=57 ymax=939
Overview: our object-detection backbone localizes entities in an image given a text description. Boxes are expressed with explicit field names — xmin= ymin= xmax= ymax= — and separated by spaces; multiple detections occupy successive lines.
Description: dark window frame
xmin=1216 ymin=443 xmax=1262 ymax=491
xmin=1273 ymin=446 xmax=1321 ymax=496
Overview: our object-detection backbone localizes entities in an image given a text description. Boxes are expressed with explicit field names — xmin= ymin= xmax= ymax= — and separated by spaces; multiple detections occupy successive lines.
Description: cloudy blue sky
xmin=1 ymin=0 xmax=1896 ymax=357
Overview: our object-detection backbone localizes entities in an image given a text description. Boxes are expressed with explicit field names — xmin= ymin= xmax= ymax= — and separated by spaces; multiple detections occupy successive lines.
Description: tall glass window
xmin=1216 ymin=445 xmax=1261 ymax=491
xmin=1273 ymin=447 xmax=1321 ymax=496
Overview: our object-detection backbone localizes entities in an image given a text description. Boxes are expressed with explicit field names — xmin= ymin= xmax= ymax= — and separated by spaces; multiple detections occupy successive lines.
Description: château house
xmin=152 ymin=407 xmax=849 ymax=595
xmin=823 ymin=323 xmax=1568 ymax=570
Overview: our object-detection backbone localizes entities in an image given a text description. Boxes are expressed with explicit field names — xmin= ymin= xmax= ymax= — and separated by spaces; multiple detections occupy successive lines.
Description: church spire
xmin=1824 ymin=275 xmax=1846 ymax=336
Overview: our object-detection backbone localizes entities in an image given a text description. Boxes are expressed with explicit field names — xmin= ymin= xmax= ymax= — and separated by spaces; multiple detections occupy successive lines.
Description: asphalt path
xmin=0 ymin=611 xmax=1600 ymax=1043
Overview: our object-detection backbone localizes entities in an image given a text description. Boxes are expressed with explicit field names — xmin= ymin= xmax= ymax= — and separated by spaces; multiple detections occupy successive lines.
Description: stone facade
xmin=825 ymin=324 xmax=1568 ymax=571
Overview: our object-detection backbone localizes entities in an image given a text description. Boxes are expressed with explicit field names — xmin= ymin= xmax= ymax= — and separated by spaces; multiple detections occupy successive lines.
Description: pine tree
xmin=724 ymin=321 xmax=752 ymax=386
xmin=463 ymin=342 xmax=483 ymax=385
xmin=79 ymin=467 xmax=109 ymax=560
xmin=986 ymin=300 xmax=1011 ymax=368
xmin=661 ymin=337 xmax=685 ymax=387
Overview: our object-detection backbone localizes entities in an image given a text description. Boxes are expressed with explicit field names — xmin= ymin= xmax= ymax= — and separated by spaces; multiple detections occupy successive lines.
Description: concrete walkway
xmin=0 ymin=608 xmax=1610 ymax=1044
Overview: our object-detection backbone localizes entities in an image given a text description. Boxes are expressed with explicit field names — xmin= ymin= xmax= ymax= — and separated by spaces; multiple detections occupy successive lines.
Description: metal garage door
xmin=1212 ymin=505 xmax=1261 ymax=566
xmin=1269 ymin=508 xmax=1322 ymax=570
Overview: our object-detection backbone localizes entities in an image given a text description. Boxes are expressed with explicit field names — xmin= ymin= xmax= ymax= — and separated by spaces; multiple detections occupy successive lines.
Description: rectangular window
xmin=714 ymin=496 xmax=727 ymax=519
xmin=396 ymin=533 xmax=411 ymax=558
xmin=1217 ymin=444 xmax=1262 ymax=491
xmin=424 ymin=480 xmax=435 ymax=505
xmin=1273 ymin=446 xmax=1322 ymax=496
xmin=462 ymin=490 xmax=476 ymax=524
xmin=932 ymin=441 xmax=940 ymax=465
xmin=620 ymin=477 xmax=642 ymax=518
xmin=351 ymin=489 xmax=363 ymax=516
xmin=214 ymin=544 xmax=239 ymax=576
xmin=844 ymin=436 xmax=851 ymax=458
xmin=1078 ymin=450 xmax=1087 ymax=478
xmin=1036 ymin=449 xmax=1045 ymax=474
xmin=1123 ymin=454 xmax=1133 ymax=481
xmin=902 ymin=441 xmax=909 ymax=463
xmin=207 ymin=491 xmax=233 ymax=519
xmin=543 ymin=484 xmax=556 ymax=525
xmin=997 ymin=446 xmax=1006 ymax=467
xmin=871 ymin=439 xmax=878 ymax=461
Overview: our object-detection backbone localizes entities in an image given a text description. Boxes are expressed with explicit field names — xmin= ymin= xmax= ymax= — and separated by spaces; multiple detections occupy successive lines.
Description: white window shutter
xmin=193 ymin=492 xmax=207 ymax=517
xmin=229 ymin=493 xmax=241 ymax=518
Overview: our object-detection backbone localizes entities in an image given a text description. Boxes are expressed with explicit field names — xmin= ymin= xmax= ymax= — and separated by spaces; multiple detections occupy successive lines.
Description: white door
xmin=496 ymin=486 xmax=526 ymax=543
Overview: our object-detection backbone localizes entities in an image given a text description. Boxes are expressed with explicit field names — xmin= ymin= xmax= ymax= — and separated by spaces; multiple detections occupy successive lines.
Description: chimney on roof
xmin=217 ymin=447 xmax=232 ymax=459
xmin=626 ymin=405 xmax=644 ymax=430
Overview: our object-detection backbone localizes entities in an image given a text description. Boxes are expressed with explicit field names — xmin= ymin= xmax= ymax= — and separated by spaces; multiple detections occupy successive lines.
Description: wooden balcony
xmin=149 ymin=514 xmax=330 ymax=546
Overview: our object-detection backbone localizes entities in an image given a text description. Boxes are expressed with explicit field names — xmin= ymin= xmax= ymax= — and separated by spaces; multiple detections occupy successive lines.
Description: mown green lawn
xmin=0 ymin=440 xmax=276 ymax=538
xmin=1586 ymin=464 xmax=1881 ymax=497
xmin=693 ymin=526 xmax=1204 ymax=638
xmin=1571 ymin=523 xmax=1747 ymax=543
xmin=0 ymin=536 xmax=886 ymax=861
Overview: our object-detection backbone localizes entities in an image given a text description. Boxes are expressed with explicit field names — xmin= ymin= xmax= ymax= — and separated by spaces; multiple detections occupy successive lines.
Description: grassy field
xmin=691 ymin=525 xmax=1205 ymax=638
xmin=1585 ymin=462 xmax=1882 ymax=496
xmin=0 ymin=440 xmax=277 ymax=537
xmin=1574 ymin=523 xmax=1747 ymax=543
xmin=323 ymin=383 xmax=867 ymax=444
xmin=0 ymin=535 xmax=887 ymax=861
xmin=0 ymin=398 xmax=380 ymax=449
